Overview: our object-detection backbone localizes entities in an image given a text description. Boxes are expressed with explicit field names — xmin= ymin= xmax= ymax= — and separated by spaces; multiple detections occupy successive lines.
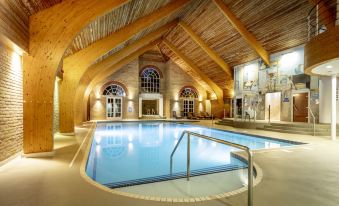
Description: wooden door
xmin=293 ymin=93 xmax=308 ymax=122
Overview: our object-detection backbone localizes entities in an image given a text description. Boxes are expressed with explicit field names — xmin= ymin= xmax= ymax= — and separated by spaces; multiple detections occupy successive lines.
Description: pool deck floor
xmin=1 ymin=120 xmax=339 ymax=205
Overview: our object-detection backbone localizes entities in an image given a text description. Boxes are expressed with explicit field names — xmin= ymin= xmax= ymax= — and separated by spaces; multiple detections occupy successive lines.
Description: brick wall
xmin=53 ymin=78 xmax=60 ymax=133
xmin=89 ymin=59 xmax=209 ymax=120
xmin=0 ymin=45 xmax=23 ymax=162
xmin=90 ymin=60 xmax=139 ymax=120
xmin=164 ymin=60 xmax=207 ymax=118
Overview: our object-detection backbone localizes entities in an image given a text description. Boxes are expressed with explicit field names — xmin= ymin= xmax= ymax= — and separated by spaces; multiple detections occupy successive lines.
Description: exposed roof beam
xmin=64 ymin=0 xmax=190 ymax=68
xmin=23 ymin=0 xmax=129 ymax=151
xmin=83 ymin=20 xmax=177 ymax=82
xmin=178 ymin=21 xmax=232 ymax=76
xmin=213 ymin=0 xmax=270 ymax=66
xmin=156 ymin=44 xmax=170 ymax=62
xmin=162 ymin=39 xmax=224 ymax=104
xmin=60 ymin=0 xmax=189 ymax=130
xmin=90 ymin=41 xmax=160 ymax=91
xmin=74 ymin=41 xmax=161 ymax=125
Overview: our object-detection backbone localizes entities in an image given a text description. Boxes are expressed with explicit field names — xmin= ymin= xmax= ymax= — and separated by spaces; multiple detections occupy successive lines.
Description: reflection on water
xmin=87 ymin=122 xmax=295 ymax=185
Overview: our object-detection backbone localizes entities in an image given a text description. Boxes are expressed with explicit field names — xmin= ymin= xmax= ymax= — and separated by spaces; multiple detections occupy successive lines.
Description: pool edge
xmin=79 ymin=121 xmax=264 ymax=203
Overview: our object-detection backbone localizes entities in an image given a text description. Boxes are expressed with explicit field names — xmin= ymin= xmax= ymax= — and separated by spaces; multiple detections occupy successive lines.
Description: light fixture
xmin=326 ymin=65 xmax=333 ymax=69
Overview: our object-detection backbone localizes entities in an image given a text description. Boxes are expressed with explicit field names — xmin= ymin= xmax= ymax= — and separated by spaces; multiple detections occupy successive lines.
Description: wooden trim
xmin=162 ymin=39 xmax=224 ymax=104
xmin=213 ymin=0 xmax=270 ymax=66
xmin=178 ymin=21 xmax=232 ymax=76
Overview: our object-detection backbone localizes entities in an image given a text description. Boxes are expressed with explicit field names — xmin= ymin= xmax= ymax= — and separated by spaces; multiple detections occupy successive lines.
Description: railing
xmin=308 ymin=107 xmax=316 ymax=136
xmin=308 ymin=0 xmax=339 ymax=39
xmin=170 ymin=130 xmax=253 ymax=206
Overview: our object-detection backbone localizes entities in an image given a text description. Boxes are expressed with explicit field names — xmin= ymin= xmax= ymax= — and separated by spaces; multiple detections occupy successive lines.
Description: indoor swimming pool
xmin=85 ymin=121 xmax=302 ymax=192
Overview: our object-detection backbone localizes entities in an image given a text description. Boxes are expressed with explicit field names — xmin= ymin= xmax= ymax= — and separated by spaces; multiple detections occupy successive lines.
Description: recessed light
xmin=326 ymin=65 xmax=333 ymax=69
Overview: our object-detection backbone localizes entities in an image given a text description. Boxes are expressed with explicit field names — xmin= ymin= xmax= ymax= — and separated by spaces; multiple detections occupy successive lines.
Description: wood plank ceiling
xmin=16 ymin=0 xmax=311 ymax=92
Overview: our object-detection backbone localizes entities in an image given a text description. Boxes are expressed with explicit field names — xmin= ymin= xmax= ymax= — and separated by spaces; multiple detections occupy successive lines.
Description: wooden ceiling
xmin=159 ymin=0 xmax=311 ymax=90
xmin=11 ymin=0 xmax=311 ymax=92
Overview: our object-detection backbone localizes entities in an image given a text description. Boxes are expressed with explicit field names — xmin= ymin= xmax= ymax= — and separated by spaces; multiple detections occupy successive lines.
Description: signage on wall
xmin=283 ymin=97 xmax=289 ymax=102
xmin=128 ymin=106 xmax=133 ymax=113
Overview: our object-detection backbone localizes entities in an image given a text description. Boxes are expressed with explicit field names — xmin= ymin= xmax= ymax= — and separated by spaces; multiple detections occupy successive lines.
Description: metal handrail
xmin=307 ymin=0 xmax=339 ymax=39
xmin=170 ymin=130 xmax=253 ymax=206
xmin=308 ymin=107 xmax=316 ymax=136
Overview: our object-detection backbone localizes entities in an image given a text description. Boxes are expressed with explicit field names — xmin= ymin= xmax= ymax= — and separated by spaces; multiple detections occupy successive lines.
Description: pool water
xmin=86 ymin=122 xmax=299 ymax=189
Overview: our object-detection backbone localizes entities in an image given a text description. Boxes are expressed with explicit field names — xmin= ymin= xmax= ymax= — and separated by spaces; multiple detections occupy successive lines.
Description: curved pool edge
xmin=79 ymin=122 xmax=264 ymax=203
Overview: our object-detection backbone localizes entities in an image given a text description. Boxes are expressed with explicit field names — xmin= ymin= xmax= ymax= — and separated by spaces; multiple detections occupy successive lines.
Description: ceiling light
xmin=326 ymin=65 xmax=333 ymax=69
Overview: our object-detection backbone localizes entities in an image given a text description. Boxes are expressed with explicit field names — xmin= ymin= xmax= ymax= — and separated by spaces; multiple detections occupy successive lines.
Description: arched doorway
xmin=179 ymin=86 xmax=199 ymax=117
xmin=102 ymin=83 xmax=126 ymax=119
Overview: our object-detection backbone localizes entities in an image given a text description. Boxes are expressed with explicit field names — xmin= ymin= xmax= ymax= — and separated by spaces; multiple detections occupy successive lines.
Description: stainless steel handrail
xmin=308 ymin=107 xmax=316 ymax=136
xmin=170 ymin=130 xmax=253 ymax=206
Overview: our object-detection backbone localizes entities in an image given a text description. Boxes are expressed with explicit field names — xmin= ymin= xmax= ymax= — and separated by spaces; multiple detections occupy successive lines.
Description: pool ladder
xmin=170 ymin=130 xmax=254 ymax=206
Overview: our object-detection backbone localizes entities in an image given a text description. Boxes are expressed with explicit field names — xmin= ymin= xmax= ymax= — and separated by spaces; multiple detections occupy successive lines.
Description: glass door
xmin=183 ymin=99 xmax=194 ymax=117
xmin=106 ymin=97 xmax=122 ymax=119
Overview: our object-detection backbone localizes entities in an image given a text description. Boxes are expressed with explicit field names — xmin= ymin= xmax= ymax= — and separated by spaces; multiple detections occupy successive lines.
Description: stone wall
xmin=0 ymin=45 xmax=23 ymax=162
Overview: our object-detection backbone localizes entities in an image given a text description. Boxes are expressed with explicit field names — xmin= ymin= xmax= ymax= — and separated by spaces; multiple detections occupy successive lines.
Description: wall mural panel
xmin=233 ymin=47 xmax=319 ymax=122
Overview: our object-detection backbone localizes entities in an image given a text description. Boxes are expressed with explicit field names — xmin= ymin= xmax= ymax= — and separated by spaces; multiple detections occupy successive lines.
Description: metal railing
xmin=170 ymin=130 xmax=253 ymax=206
xmin=308 ymin=0 xmax=339 ymax=39
xmin=308 ymin=107 xmax=316 ymax=136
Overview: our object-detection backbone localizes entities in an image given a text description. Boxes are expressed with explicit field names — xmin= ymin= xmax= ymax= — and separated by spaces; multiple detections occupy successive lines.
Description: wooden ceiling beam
xmin=74 ymin=41 xmax=159 ymax=124
xmin=213 ymin=0 xmax=270 ymax=66
xmin=72 ymin=21 xmax=177 ymax=124
xmin=64 ymin=0 xmax=190 ymax=68
xmin=178 ymin=21 xmax=232 ymax=77
xmin=86 ymin=20 xmax=177 ymax=77
xmin=23 ymin=0 xmax=129 ymax=153
xmin=162 ymin=39 xmax=224 ymax=104
xmin=60 ymin=0 xmax=190 ymax=132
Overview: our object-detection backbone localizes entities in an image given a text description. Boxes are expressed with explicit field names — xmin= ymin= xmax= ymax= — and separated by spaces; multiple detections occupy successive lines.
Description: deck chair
xmin=172 ymin=111 xmax=182 ymax=119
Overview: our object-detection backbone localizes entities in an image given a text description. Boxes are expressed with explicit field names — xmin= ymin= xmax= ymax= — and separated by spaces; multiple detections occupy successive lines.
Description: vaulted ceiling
xmin=15 ymin=0 xmax=312 ymax=92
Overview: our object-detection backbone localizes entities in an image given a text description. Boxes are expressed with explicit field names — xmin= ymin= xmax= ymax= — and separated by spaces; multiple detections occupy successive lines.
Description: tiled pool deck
xmin=0 ymin=120 xmax=339 ymax=205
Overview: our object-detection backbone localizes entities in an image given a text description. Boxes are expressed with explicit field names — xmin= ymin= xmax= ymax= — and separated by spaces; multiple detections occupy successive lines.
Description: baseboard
xmin=0 ymin=152 xmax=22 ymax=167
xmin=22 ymin=150 xmax=55 ymax=158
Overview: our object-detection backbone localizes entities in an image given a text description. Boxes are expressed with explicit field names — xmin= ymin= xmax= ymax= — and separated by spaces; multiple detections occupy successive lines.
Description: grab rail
xmin=170 ymin=130 xmax=253 ymax=206
xmin=308 ymin=107 xmax=316 ymax=136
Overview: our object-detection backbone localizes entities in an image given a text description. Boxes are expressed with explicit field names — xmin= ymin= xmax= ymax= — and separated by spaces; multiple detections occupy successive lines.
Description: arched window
xmin=102 ymin=84 xmax=126 ymax=96
xmin=179 ymin=87 xmax=199 ymax=117
xmin=179 ymin=87 xmax=198 ymax=99
xmin=140 ymin=67 xmax=160 ymax=93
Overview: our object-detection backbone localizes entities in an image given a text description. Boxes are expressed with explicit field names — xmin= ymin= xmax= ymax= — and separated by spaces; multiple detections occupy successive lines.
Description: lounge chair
xmin=197 ymin=112 xmax=205 ymax=119
xmin=172 ymin=111 xmax=182 ymax=119
xmin=187 ymin=112 xmax=198 ymax=119
xmin=203 ymin=112 xmax=212 ymax=119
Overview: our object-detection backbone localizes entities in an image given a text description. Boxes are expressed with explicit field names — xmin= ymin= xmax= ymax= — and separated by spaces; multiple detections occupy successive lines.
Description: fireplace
xmin=139 ymin=93 xmax=163 ymax=118
xmin=142 ymin=100 xmax=158 ymax=115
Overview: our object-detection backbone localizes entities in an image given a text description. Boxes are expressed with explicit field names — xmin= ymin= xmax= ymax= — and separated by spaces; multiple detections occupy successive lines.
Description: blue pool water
xmin=86 ymin=122 xmax=300 ymax=188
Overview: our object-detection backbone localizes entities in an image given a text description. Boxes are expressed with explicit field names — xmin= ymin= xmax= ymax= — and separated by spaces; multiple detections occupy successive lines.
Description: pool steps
xmin=104 ymin=164 xmax=247 ymax=189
